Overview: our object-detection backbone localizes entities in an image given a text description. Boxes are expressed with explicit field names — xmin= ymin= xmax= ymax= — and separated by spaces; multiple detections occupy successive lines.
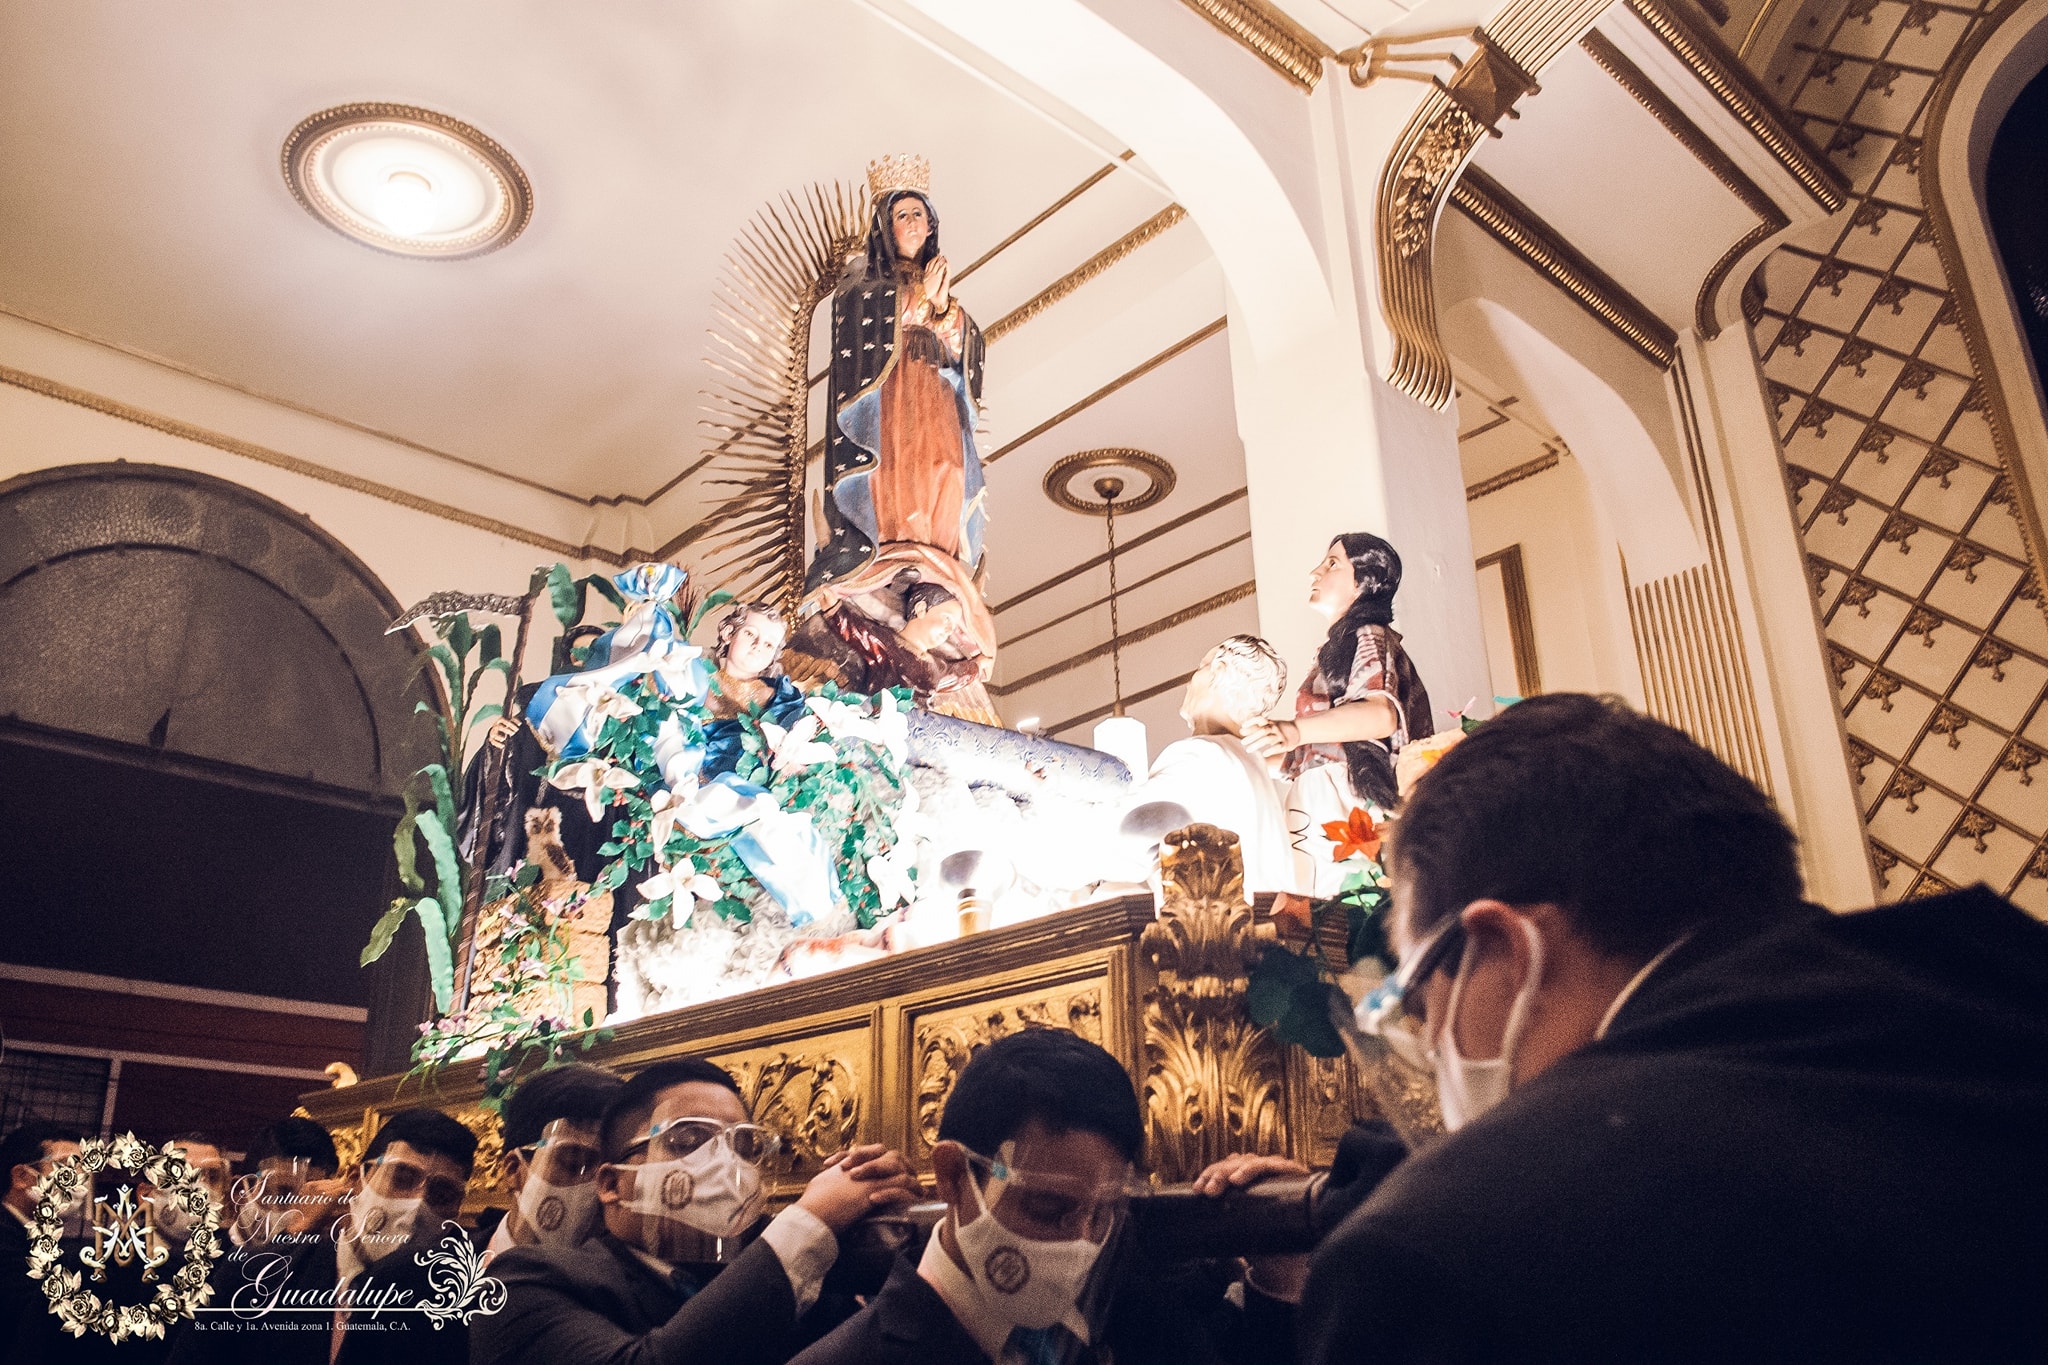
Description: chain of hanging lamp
xmin=1097 ymin=476 xmax=1126 ymax=717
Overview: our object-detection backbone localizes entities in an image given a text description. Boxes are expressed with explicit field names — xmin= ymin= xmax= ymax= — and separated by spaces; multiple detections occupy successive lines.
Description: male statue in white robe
xmin=1121 ymin=634 xmax=1297 ymax=895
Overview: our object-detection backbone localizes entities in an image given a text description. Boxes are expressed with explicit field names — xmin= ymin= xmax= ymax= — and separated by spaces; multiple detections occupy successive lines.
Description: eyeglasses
xmin=621 ymin=1118 xmax=782 ymax=1167
xmin=518 ymin=1121 xmax=604 ymax=1185
xmin=967 ymin=1151 xmax=1133 ymax=1244
xmin=1357 ymin=912 xmax=1467 ymax=1070
xmin=365 ymin=1157 xmax=468 ymax=1212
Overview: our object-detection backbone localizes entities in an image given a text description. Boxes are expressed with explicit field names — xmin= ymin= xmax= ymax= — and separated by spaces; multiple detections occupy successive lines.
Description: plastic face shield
xmin=1356 ymin=912 xmax=1466 ymax=1071
xmin=520 ymin=1119 xmax=605 ymax=1187
xmin=965 ymin=1151 xmax=1134 ymax=1246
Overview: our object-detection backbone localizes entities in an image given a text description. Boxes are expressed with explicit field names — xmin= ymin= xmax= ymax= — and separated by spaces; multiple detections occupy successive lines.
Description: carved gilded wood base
xmin=299 ymin=825 xmax=1409 ymax=1210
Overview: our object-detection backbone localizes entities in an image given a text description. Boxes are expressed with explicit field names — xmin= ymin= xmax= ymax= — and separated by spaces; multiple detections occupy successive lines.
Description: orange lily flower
xmin=1323 ymin=807 xmax=1381 ymax=863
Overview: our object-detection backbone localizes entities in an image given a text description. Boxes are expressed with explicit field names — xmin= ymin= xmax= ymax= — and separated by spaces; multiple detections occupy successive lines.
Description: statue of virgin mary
xmin=809 ymin=154 xmax=986 ymax=587
xmin=793 ymin=155 xmax=1000 ymax=726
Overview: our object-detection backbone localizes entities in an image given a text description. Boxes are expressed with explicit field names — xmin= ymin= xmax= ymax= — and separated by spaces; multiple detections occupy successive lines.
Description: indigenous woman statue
xmin=792 ymin=155 xmax=1000 ymax=724
xmin=1243 ymin=533 xmax=1435 ymax=894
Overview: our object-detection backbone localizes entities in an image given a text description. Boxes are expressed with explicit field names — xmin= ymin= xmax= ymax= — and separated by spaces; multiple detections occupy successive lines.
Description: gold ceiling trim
xmin=1915 ymin=0 xmax=2048 ymax=594
xmin=1578 ymin=28 xmax=1788 ymax=339
xmin=1623 ymin=0 xmax=1847 ymax=213
xmin=1042 ymin=670 xmax=1197 ymax=738
xmin=992 ymin=581 xmax=1256 ymax=696
xmin=1002 ymin=531 xmax=1250 ymax=650
xmin=1376 ymin=0 xmax=1604 ymax=410
xmin=985 ymin=206 xmax=1188 ymax=344
xmin=0 ymin=362 xmax=623 ymax=564
xmin=1450 ymin=168 xmax=1677 ymax=367
xmin=986 ymin=317 xmax=1227 ymax=464
xmin=1465 ymin=450 xmax=1561 ymax=500
xmin=994 ymin=486 xmax=1249 ymax=614
xmin=1176 ymin=0 xmax=1330 ymax=91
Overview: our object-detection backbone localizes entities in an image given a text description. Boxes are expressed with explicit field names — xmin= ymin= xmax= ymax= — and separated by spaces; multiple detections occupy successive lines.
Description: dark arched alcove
xmin=0 ymin=463 xmax=434 ymax=1058
xmin=1987 ymin=60 xmax=2048 ymax=399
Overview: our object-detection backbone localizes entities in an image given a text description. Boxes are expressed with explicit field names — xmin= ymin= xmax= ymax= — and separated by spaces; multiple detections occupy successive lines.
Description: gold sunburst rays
xmin=691 ymin=180 xmax=869 ymax=611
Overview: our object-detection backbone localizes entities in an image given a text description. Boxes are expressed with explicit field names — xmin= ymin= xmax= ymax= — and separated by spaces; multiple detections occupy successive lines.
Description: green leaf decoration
xmin=584 ymin=573 xmax=626 ymax=612
xmin=644 ymin=894 xmax=674 ymax=922
xmin=415 ymin=809 xmax=465 ymax=945
xmin=360 ymin=900 xmax=410 ymax=966
xmin=477 ymin=623 xmax=503 ymax=666
xmin=420 ymin=764 xmax=457 ymax=845
xmin=1277 ymin=980 xmax=1346 ymax=1058
xmin=445 ymin=614 xmax=475 ymax=662
xmin=466 ymin=703 xmax=505 ymax=731
xmin=392 ymin=790 xmax=426 ymax=894
xmin=1247 ymin=945 xmax=1316 ymax=1025
xmin=547 ymin=564 xmax=582 ymax=631
xmin=411 ymin=896 xmax=454 ymax=1013
xmin=515 ymin=863 xmax=541 ymax=889
xmin=689 ymin=589 xmax=736 ymax=635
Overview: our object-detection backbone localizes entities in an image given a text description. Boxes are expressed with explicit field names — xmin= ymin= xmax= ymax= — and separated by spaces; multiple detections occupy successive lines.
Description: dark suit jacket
xmin=786 ymin=1256 xmax=990 ymax=1365
xmin=471 ymin=1233 xmax=800 ymax=1365
xmin=1297 ymin=887 xmax=2048 ymax=1363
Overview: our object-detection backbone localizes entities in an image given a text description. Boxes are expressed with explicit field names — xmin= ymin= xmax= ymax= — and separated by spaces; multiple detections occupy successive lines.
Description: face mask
xmin=952 ymin=1167 xmax=1104 ymax=1332
xmin=616 ymin=1138 xmax=764 ymax=1252
xmin=1434 ymin=918 xmax=1546 ymax=1131
xmin=514 ymin=1170 xmax=603 ymax=1250
xmin=336 ymin=1187 xmax=424 ymax=1281
xmin=149 ymin=1190 xmax=196 ymax=1240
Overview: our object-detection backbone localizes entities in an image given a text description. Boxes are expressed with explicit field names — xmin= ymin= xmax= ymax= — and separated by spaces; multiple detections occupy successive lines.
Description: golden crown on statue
xmin=866 ymin=153 xmax=931 ymax=199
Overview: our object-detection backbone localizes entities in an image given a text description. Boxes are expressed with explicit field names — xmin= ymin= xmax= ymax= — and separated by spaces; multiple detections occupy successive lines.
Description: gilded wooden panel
xmin=906 ymin=982 xmax=1107 ymax=1159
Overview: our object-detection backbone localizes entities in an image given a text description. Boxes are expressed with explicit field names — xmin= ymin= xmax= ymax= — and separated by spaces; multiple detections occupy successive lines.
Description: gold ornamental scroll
xmin=299 ymin=826 xmax=1424 ymax=1209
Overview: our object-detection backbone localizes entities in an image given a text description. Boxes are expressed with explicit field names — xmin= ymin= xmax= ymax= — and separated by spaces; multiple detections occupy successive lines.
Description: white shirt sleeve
xmin=757 ymin=1203 xmax=838 ymax=1316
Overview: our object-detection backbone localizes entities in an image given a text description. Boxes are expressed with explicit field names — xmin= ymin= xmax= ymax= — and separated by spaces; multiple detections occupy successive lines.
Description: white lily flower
xmin=548 ymin=759 xmax=640 ymax=822
xmin=588 ymin=688 xmax=644 ymax=723
xmin=867 ymin=840 xmax=915 ymax=910
xmin=767 ymin=713 xmax=836 ymax=770
xmin=647 ymin=788 xmax=689 ymax=866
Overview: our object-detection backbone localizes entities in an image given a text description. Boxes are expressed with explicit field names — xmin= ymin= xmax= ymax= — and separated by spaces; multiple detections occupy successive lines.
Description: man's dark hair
xmin=938 ymin=1030 xmax=1142 ymax=1163
xmin=600 ymin=1058 xmax=742 ymax=1162
xmin=2 ymin=1120 xmax=82 ymax=1181
xmin=247 ymin=1116 xmax=339 ymax=1173
xmin=363 ymin=1108 xmax=478 ymax=1175
xmin=501 ymin=1063 xmax=625 ymax=1151
xmin=1391 ymin=693 xmax=1804 ymax=960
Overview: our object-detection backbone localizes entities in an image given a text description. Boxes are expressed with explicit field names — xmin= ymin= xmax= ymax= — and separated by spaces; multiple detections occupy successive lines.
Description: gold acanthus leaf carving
xmin=453 ymin=1106 xmax=512 ymax=1204
xmin=1140 ymin=823 xmax=1287 ymax=1182
xmin=725 ymin=1052 xmax=862 ymax=1171
xmin=1392 ymin=106 xmax=1484 ymax=259
xmin=913 ymin=989 xmax=1106 ymax=1154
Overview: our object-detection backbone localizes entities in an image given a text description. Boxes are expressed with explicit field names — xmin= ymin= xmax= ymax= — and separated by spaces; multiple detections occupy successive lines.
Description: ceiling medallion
xmin=1042 ymin=448 xmax=1177 ymax=516
xmin=281 ymin=103 xmax=532 ymax=260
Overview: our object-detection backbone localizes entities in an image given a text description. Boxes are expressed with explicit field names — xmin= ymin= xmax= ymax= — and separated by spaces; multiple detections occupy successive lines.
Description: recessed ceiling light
xmin=282 ymin=103 xmax=531 ymax=259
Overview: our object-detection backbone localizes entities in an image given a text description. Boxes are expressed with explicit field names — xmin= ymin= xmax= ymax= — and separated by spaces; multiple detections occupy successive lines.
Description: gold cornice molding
xmin=986 ymin=317 xmax=1227 ymax=464
xmin=0 ymin=362 xmax=627 ymax=565
xmin=1578 ymin=27 xmax=1788 ymax=338
xmin=985 ymin=206 xmax=1188 ymax=344
xmin=1176 ymin=0 xmax=1331 ymax=91
xmin=991 ymin=580 xmax=1255 ymax=696
xmin=1465 ymin=450 xmax=1561 ymax=499
xmin=1623 ymin=0 xmax=1847 ymax=213
xmin=1376 ymin=0 xmax=1605 ymax=410
xmin=1917 ymin=0 xmax=2048 ymax=596
xmin=1042 ymin=669 xmax=1195 ymax=739
xmin=993 ymin=486 xmax=1249 ymax=615
xmin=1450 ymin=168 xmax=1678 ymax=367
